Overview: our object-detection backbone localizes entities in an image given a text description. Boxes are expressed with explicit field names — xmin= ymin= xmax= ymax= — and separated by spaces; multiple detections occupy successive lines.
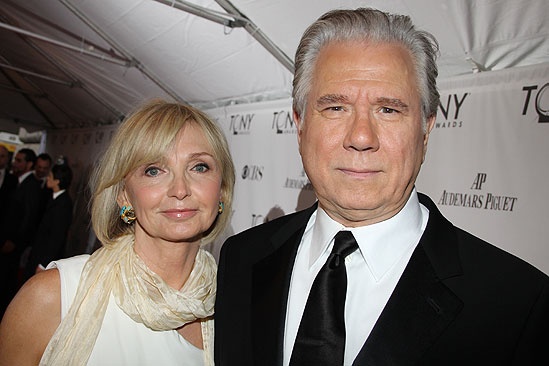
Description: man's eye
xmin=381 ymin=107 xmax=398 ymax=113
xmin=144 ymin=166 xmax=161 ymax=177
xmin=193 ymin=163 xmax=210 ymax=173
xmin=320 ymin=106 xmax=346 ymax=118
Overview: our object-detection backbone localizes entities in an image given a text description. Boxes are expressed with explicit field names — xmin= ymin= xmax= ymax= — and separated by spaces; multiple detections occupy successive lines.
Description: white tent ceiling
xmin=0 ymin=0 xmax=548 ymax=132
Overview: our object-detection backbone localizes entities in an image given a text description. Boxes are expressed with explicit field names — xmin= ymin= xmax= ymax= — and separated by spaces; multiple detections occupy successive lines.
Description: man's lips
xmin=338 ymin=167 xmax=381 ymax=177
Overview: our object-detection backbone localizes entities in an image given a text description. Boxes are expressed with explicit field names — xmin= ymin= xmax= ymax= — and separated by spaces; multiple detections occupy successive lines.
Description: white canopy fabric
xmin=0 ymin=0 xmax=548 ymax=131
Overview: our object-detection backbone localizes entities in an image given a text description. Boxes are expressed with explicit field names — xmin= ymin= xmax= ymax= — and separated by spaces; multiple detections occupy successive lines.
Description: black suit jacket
xmin=25 ymin=191 xmax=73 ymax=278
xmin=3 ymin=173 xmax=43 ymax=254
xmin=0 ymin=171 xmax=17 ymax=203
xmin=215 ymin=193 xmax=549 ymax=365
xmin=0 ymin=171 xmax=17 ymax=240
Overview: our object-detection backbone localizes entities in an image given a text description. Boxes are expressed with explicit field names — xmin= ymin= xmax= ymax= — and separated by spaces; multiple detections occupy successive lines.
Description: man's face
xmin=295 ymin=40 xmax=435 ymax=227
xmin=12 ymin=152 xmax=32 ymax=177
xmin=0 ymin=147 xmax=9 ymax=170
xmin=35 ymin=158 xmax=52 ymax=179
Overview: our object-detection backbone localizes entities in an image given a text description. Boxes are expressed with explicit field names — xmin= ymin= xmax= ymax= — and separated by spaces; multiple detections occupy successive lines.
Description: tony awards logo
xmin=522 ymin=83 xmax=549 ymax=123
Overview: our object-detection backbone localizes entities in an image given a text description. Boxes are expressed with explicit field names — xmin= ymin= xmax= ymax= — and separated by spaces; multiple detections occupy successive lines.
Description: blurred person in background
xmin=24 ymin=157 xmax=74 ymax=282
xmin=0 ymin=148 xmax=41 ymax=317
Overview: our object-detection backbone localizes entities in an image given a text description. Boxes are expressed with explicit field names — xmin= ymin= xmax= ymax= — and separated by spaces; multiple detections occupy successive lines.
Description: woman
xmin=24 ymin=157 xmax=73 ymax=281
xmin=0 ymin=99 xmax=235 ymax=365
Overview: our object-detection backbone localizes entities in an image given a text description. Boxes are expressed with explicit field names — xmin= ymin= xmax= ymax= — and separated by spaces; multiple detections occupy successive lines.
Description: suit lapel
xmin=354 ymin=194 xmax=464 ymax=365
xmin=354 ymin=245 xmax=463 ymax=365
xmin=250 ymin=206 xmax=315 ymax=366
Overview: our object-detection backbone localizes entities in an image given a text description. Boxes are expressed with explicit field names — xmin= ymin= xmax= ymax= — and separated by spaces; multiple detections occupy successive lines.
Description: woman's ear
xmin=116 ymin=186 xmax=128 ymax=208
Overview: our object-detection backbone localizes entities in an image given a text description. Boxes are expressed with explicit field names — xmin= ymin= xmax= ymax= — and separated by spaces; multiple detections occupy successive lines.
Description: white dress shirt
xmin=283 ymin=189 xmax=429 ymax=366
xmin=18 ymin=170 xmax=33 ymax=184
xmin=53 ymin=189 xmax=65 ymax=200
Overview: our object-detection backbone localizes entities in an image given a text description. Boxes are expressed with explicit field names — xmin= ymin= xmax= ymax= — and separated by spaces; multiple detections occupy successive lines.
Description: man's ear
xmin=422 ymin=116 xmax=436 ymax=162
xmin=294 ymin=109 xmax=303 ymax=145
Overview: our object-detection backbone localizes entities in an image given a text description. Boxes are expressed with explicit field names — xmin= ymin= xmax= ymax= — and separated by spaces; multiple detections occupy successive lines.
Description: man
xmin=0 ymin=145 xmax=17 ymax=220
xmin=0 ymin=148 xmax=42 ymax=316
xmin=214 ymin=8 xmax=549 ymax=365
xmin=34 ymin=153 xmax=52 ymax=187
xmin=34 ymin=153 xmax=53 ymax=216
xmin=0 ymin=145 xmax=18 ymax=262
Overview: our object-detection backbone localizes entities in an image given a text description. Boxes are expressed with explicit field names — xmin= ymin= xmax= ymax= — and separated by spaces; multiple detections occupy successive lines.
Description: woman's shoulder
xmin=0 ymin=269 xmax=62 ymax=365
xmin=4 ymin=268 xmax=62 ymax=326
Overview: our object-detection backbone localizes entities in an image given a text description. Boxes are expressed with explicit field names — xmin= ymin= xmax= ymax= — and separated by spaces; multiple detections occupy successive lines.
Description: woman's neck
xmin=133 ymin=234 xmax=200 ymax=290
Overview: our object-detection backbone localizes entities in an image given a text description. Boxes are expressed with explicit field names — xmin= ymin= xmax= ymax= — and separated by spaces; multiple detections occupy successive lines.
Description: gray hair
xmin=292 ymin=7 xmax=440 ymax=130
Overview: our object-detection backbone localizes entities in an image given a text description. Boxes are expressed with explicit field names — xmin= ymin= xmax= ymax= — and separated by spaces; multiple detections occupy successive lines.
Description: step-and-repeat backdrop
xmin=47 ymin=62 xmax=549 ymax=273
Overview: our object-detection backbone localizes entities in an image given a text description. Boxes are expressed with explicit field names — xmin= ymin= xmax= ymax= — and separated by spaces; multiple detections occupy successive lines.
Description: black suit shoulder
xmin=416 ymin=192 xmax=549 ymax=364
xmin=419 ymin=191 xmax=546 ymax=283
xmin=0 ymin=172 xmax=17 ymax=193
xmin=220 ymin=204 xmax=316 ymax=262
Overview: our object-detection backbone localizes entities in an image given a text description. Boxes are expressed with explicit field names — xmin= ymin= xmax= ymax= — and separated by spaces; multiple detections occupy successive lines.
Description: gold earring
xmin=120 ymin=205 xmax=136 ymax=224
xmin=218 ymin=201 xmax=224 ymax=214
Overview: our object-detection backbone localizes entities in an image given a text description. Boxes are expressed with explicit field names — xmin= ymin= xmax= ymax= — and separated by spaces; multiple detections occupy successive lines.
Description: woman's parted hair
xmin=292 ymin=7 xmax=440 ymax=131
xmin=90 ymin=99 xmax=235 ymax=247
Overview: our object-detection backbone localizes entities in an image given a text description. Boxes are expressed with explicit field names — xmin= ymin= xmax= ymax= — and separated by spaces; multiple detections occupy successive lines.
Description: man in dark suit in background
xmin=33 ymin=153 xmax=52 ymax=187
xmin=214 ymin=8 xmax=549 ymax=365
xmin=33 ymin=153 xmax=53 ymax=217
xmin=0 ymin=148 xmax=42 ymax=317
xmin=0 ymin=145 xmax=17 ymax=224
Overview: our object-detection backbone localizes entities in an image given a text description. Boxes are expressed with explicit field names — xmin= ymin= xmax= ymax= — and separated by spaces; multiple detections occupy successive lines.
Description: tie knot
xmin=330 ymin=231 xmax=358 ymax=268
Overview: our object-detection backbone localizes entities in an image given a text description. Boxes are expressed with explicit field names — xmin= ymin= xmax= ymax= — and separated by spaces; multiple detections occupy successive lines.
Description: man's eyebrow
xmin=375 ymin=97 xmax=409 ymax=110
xmin=315 ymin=94 xmax=350 ymax=107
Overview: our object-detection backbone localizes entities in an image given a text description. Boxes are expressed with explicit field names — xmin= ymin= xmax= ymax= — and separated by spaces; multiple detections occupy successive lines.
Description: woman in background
xmin=24 ymin=157 xmax=73 ymax=281
xmin=0 ymin=99 xmax=235 ymax=365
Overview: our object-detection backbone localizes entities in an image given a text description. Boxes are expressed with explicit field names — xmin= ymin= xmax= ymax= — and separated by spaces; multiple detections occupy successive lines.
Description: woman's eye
xmin=192 ymin=163 xmax=210 ymax=173
xmin=144 ymin=166 xmax=161 ymax=177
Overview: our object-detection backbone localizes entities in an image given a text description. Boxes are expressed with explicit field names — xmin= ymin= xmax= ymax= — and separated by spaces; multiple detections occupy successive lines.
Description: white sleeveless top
xmin=49 ymin=255 xmax=204 ymax=365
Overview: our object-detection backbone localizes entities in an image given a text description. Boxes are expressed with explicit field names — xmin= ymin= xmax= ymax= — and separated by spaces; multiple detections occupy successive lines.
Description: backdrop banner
xmin=46 ymin=62 xmax=549 ymax=274
xmin=207 ymin=62 xmax=549 ymax=273
xmin=416 ymin=62 xmax=549 ymax=274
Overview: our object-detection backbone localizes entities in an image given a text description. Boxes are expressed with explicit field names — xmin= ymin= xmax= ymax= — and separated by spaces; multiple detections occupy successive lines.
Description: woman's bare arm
xmin=0 ymin=269 xmax=61 ymax=366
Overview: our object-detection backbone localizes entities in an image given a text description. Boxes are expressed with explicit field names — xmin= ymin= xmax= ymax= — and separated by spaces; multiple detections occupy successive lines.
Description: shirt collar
xmin=18 ymin=170 xmax=33 ymax=184
xmin=53 ymin=189 xmax=65 ymax=200
xmin=309 ymin=189 xmax=428 ymax=281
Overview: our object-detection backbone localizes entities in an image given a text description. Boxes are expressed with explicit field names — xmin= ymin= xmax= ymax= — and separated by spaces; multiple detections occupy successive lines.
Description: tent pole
xmin=214 ymin=0 xmax=294 ymax=73
xmin=0 ymin=21 xmax=130 ymax=67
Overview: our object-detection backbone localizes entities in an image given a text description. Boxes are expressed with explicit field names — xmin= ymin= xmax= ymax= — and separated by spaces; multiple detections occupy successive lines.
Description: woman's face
xmin=46 ymin=171 xmax=57 ymax=190
xmin=120 ymin=123 xmax=222 ymax=245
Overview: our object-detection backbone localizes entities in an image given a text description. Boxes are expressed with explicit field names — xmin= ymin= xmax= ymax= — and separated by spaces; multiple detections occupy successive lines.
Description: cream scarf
xmin=40 ymin=235 xmax=217 ymax=365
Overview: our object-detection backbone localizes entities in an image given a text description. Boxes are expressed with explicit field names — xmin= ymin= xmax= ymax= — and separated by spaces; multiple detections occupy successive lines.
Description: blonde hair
xmin=90 ymin=99 xmax=235 ymax=247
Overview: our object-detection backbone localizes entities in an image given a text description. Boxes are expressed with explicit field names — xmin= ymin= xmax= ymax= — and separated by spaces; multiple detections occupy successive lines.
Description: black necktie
xmin=290 ymin=230 xmax=359 ymax=365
